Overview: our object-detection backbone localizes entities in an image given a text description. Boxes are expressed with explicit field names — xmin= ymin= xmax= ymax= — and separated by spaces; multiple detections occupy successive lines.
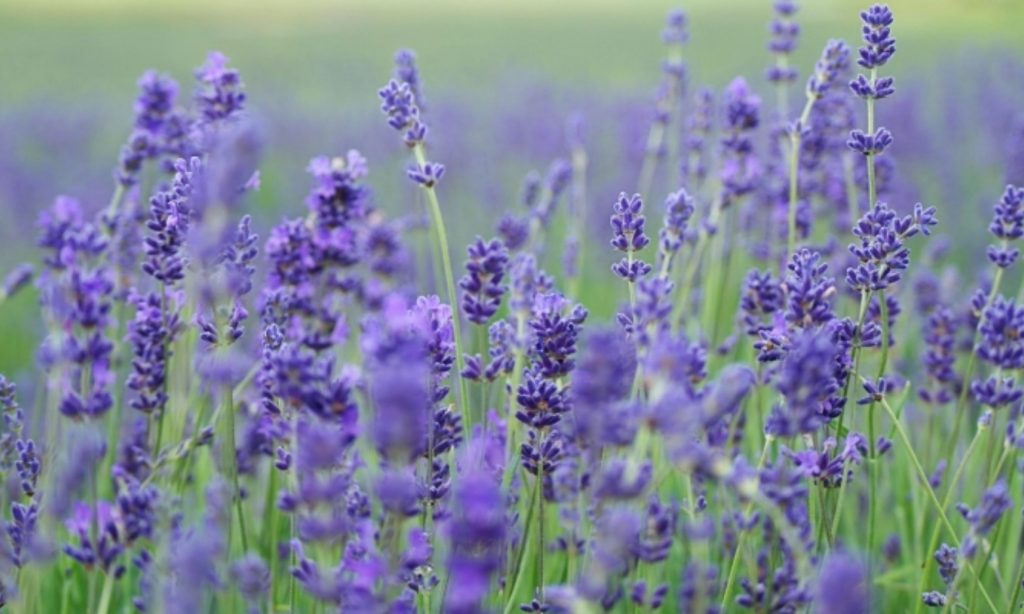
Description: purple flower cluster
xmin=609 ymin=193 xmax=653 ymax=282
xmin=848 ymin=5 xmax=896 ymax=157
xmin=460 ymin=237 xmax=509 ymax=325
xmin=9 ymin=5 xmax=1024 ymax=613
xmin=766 ymin=1 xmax=799 ymax=87
xmin=720 ymin=78 xmax=762 ymax=204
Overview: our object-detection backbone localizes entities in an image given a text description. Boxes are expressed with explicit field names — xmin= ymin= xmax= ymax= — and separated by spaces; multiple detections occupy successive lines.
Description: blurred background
xmin=1 ymin=0 xmax=1023 ymax=375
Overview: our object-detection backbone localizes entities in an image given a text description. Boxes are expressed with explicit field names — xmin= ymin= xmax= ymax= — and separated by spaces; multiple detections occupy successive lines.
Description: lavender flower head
xmin=720 ymin=78 xmax=762 ymax=204
xmin=986 ymin=185 xmax=1024 ymax=268
xmin=445 ymin=438 xmax=506 ymax=614
xmin=117 ymin=70 xmax=180 ymax=186
xmin=845 ymin=202 xmax=936 ymax=294
xmin=784 ymin=248 xmax=835 ymax=329
xmin=393 ymin=48 xmax=426 ymax=111
xmin=848 ymin=5 xmax=896 ymax=157
xmin=459 ymin=237 xmax=509 ymax=325
xmin=379 ymin=77 xmax=427 ymax=147
xmin=814 ymin=552 xmax=868 ymax=614
xmin=765 ymin=330 xmax=840 ymax=437
xmin=806 ymin=40 xmax=851 ymax=99
xmin=766 ymin=1 xmax=800 ymax=86
xmin=657 ymin=188 xmax=695 ymax=272
xmin=610 ymin=193 xmax=652 ymax=283
xmin=194 ymin=51 xmax=246 ymax=125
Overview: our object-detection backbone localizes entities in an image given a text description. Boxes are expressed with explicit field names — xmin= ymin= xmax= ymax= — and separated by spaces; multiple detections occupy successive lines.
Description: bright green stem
xmin=1008 ymin=534 xmax=1024 ymax=612
xmin=916 ymin=422 xmax=985 ymax=614
xmin=219 ymin=385 xmax=249 ymax=555
xmin=412 ymin=143 xmax=470 ymax=427
xmin=566 ymin=146 xmax=588 ymax=301
xmin=828 ymin=457 xmax=853 ymax=543
xmin=865 ymin=290 xmax=890 ymax=568
xmin=786 ymin=97 xmax=816 ymax=265
xmin=536 ymin=446 xmax=546 ymax=602
xmin=670 ymin=196 xmax=722 ymax=333
xmin=843 ymin=153 xmax=860 ymax=224
xmin=95 ymin=572 xmax=114 ymax=614
xmin=720 ymin=437 xmax=773 ymax=610
xmin=866 ymin=67 xmax=878 ymax=208
xmin=834 ymin=292 xmax=871 ymax=439
xmin=879 ymin=393 xmax=999 ymax=614
xmin=637 ymin=42 xmax=684 ymax=201
xmin=503 ymin=470 xmax=540 ymax=614
xmin=505 ymin=313 xmax=528 ymax=460
xmin=945 ymin=260 xmax=1005 ymax=475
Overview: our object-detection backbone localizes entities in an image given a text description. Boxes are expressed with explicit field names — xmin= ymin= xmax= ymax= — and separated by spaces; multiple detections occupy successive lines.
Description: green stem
xmin=945 ymin=260 xmax=1005 ymax=479
xmin=866 ymin=67 xmax=878 ymax=208
xmin=412 ymin=143 xmax=470 ymax=429
xmin=503 ymin=469 xmax=540 ymax=614
xmin=220 ymin=385 xmax=248 ymax=555
xmin=843 ymin=153 xmax=860 ymax=225
xmin=720 ymin=437 xmax=773 ymax=610
xmin=828 ymin=456 xmax=853 ymax=544
xmin=916 ymin=421 xmax=985 ymax=614
xmin=786 ymin=97 xmax=816 ymax=265
xmin=878 ymin=392 xmax=999 ymax=614
xmin=95 ymin=572 xmax=115 ymax=614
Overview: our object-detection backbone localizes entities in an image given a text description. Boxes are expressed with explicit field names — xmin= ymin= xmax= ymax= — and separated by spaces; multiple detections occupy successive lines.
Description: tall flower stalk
xmin=379 ymin=75 xmax=470 ymax=425
xmin=786 ymin=40 xmax=850 ymax=260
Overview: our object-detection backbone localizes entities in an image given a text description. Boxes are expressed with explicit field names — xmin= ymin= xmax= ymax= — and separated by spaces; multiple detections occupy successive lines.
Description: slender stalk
xmin=412 ymin=143 xmax=470 ymax=428
xmin=505 ymin=313 xmax=528 ymax=460
xmin=1008 ymin=531 xmax=1024 ymax=611
xmin=786 ymin=97 xmax=816 ymax=264
xmin=637 ymin=42 xmax=684 ymax=202
xmin=945 ymin=257 xmax=1005 ymax=475
xmin=843 ymin=153 xmax=860 ymax=225
xmin=865 ymin=290 xmax=891 ymax=570
xmin=503 ymin=468 xmax=540 ymax=614
xmin=536 ymin=438 xmax=546 ymax=602
xmin=566 ymin=145 xmax=588 ymax=301
xmin=878 ymin=391 xmax=999 ymax=614
xmin=670 ymin=194 xmax=723 ymax=332
xmin=95 ymin=572 xmax=115 ymax=614
xmin=219 ymin=384 xmax=248 ymax=555
xmin=866 ymin=67 xmax=878 ymax=208
xmin=828 ymin=456 xmax=853 ymax=544
xmin=720 ymin=437 xmax=773 ymax=610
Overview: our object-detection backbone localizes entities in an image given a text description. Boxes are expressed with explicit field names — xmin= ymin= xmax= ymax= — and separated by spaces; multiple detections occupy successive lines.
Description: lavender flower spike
xmin=610 ymin=193 xmax=652 ymax=283
xmin=460 ymin=237 xmax=509 ymax=325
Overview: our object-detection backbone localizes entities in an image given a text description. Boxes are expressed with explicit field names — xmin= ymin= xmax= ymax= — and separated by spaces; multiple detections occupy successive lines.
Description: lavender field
xmin=2 ymin=0 xmax=1024 ymax=612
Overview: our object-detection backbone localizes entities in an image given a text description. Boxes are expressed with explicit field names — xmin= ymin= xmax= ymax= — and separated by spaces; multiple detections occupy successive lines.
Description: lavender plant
xmin=3 ymin=5 xmax=1024 ymax=614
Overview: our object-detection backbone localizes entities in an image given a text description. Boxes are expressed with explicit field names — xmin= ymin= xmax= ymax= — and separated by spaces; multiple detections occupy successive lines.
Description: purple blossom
xmin=806 ymin=40 xmax=851 ymax=99
xmin=814 ymin=552 xmax=868 ymax=614
xmin=460 ymin=237 xmax=508 ymax=325
xmin=445 ymin=439 xmax=506 ymax=614
xmin=407 ymin=161 xmax=445 ymax=187
xmin=657 ymin=188 xmax=695 ymax=272
xmin=784 ymin=248 xmax=835 ymax=329
xmin=740 ymin=269 xmax=782 ymax=336
xmin=194 ymin=51 xmax=246 ymax=124
xmin=379 ymin=79 xmax=427 ymax=146
xmin=846 ymin=202 xmax=936 ymax=293
xmin=855 ymin=5 xmax=896 ymax=70
xmin=610 ymin=193 xmax=652 ymax=282
xmin=766 ymin=330 xmax=840 ymax=437
xmin=116 ymin=70 xmax=180 ymax=186
xmin=720 ymin=78 xmax=762 ymax=204
xmin=986 ymin=185 xmax=1024 ymax=268
xmin=766 ymin=1 xmax=799 ymax=86
xmin=393 ymin=49 xmax=426 ymax=112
